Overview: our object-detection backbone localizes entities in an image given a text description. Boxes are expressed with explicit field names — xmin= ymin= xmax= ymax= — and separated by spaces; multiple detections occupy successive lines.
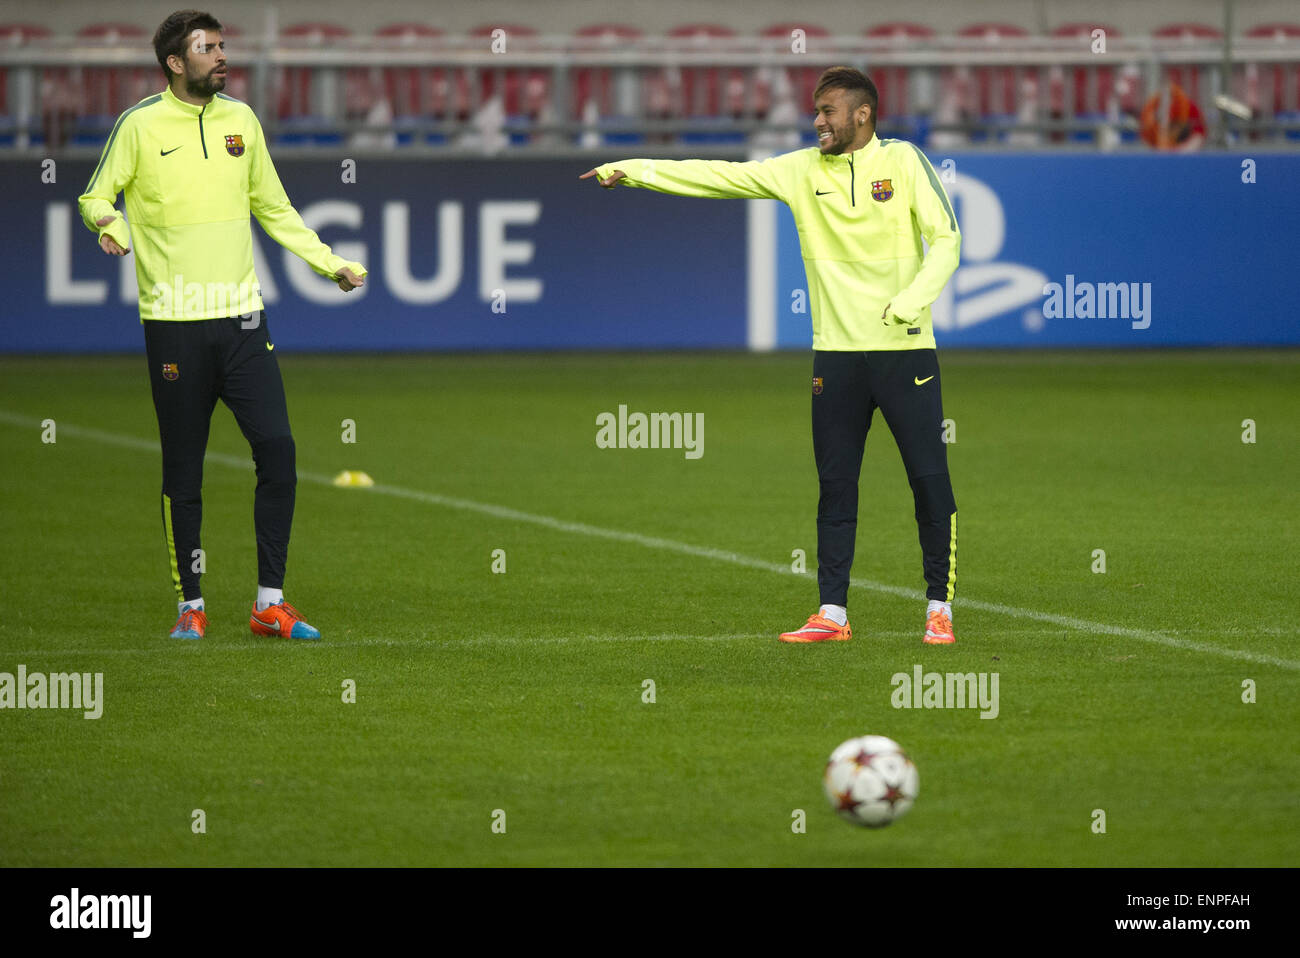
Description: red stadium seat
xmin=276 ymin=23 xmax=352 ymax=121
xmin=1243 ymin=23 xmax=1300 ymax=117
xmin=77 ymin=23 xmax=153 ymax=121
xmin=374 ymin=24 xmax=460 ymax=121
xmin=1048 ymin=23 xmax=1122 ymax=142
xmin=0 ymin=24 xmax=49 ymax=44
xmin=1152 ymin=23 xmax=1222 ymax=106
xmin=666 ymin=24 xmax=744 ymax=117
xmin=1153 ymin=22 xmax=1223 ymax=40
xmin=0 ymin=24 xmax=55 ymax=145
xmin=573 ymin=23 xmax=643 ymax=119
xmin=371 ymin=24 xmax=467 ymax=144
xmin=758 ymin=23 xmax=830 ymax=113
xmin=956 ymin=23 xmax=1029 ymax=119
xmin=1049 ymin=24 xmax=1121 ymax=115
xmin=0 ymin=24 xmax=50 ymax=112
xmin=0 ymin=24 xmax=48 ymax=114
xmin=864 ymin=22 xmax=935 ymax=121
xmin=470 ymin=24 xmax=549 ymax=119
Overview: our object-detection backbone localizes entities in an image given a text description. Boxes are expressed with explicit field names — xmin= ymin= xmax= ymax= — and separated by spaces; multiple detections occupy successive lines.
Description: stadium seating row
xmin=2 ymin=20 xmax=1298 ymax=148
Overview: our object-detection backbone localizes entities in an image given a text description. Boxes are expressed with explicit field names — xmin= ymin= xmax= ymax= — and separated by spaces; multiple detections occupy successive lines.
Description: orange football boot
xmin=169 ymin=607 xmax=207 ymax=640
xmin=250 ymin=600 xmax=321 ymax=640
xmin=780 ymin=610 xmax=852 ymax=643
xmin=923 ymin=609 xmax=956 ymax=645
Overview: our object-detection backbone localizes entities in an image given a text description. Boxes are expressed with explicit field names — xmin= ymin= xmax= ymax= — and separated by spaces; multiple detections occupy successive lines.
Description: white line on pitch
xmin=4 ymin=630 xmax=1091 ymax=658
xmin=3 ymin=633 xmax=773 ymax=657
xmin=3 ymin=410 xmax=1295 ymax=671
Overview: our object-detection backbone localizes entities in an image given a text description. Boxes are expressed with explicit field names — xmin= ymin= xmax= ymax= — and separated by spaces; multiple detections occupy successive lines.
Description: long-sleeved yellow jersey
xmin=595 ymin=135 xmax=960 ymax=350
xmin=79 ymin=86 xmax=365 ymax=321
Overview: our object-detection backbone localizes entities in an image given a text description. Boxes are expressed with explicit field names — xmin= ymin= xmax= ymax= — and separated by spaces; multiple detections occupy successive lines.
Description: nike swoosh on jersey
xmin=914 ymin=375 xmax=935 ymax=386
xmin=815 ymin=189 xmax=833 ymax=196
xmin=160 ymin=146 xmax=182 ymax=156
xmin=266 ymin=342 xmax=275 ymax=351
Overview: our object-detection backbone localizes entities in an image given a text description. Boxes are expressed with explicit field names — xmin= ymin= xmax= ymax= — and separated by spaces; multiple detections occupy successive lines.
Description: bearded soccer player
xmin=78 ymin=10 xmax=367 ymax=641
xmin=582 ymin=66 xmax=960 ymax=645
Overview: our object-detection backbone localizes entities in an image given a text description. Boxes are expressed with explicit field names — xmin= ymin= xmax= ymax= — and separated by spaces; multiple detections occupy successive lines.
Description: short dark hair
xmin=814 ymin=66 xmax=880 ymax=125
xmin=153 ymin=10 xmax=223 ymax=81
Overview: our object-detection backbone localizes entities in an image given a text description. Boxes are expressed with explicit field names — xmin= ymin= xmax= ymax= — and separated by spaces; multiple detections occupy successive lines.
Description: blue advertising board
xmin=3 ymin=153 xmax=1297 ymax=352
xmin=0 ymin=158 xmax=747 ymax=352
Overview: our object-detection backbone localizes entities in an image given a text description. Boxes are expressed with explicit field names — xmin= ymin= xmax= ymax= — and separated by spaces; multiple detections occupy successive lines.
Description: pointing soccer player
xmin=582 ymin=66 xmax=961 ymax=645
xmin=78 ymin=10 xmax=367 ymax=641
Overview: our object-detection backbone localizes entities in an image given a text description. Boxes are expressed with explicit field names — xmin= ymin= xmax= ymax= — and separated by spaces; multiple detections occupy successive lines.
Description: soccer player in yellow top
xmin=78 ymin=10 xmax=367 ymax=641
xmin=582 ymin=66 xmax=960 ymax=645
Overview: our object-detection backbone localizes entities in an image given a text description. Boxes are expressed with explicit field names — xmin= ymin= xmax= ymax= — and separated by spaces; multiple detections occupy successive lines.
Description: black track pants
xmin=143 ymin=312 xmax=296 ymax=601
xmin=812 ymin=349 xmax=957 ymax=608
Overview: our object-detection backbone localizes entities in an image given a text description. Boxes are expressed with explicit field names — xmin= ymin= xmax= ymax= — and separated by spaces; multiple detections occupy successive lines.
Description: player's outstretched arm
xmin=579 ymin=156 xmax=790 ymax=201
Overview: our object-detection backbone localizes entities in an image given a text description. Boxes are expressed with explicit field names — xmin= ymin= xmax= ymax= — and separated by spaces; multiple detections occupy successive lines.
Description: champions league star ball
xmin=823 ymin=735 xmax=919 ymax=827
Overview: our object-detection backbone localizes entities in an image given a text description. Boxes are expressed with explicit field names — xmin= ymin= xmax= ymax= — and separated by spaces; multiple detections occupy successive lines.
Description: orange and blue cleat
xmin=923 ymin=609 xmax=956 ymax=645
xmin=779 ymin=610 xmax=852 ymax=643
xmin=250 ymin=600 xmax=321 ymax=640
xmin=170 ymin=606 xmax=207 ymax=640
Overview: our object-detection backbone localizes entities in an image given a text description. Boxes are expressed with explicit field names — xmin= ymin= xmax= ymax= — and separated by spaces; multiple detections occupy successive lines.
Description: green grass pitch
xmin=0 ymin=349 xmax=1296 ymax=866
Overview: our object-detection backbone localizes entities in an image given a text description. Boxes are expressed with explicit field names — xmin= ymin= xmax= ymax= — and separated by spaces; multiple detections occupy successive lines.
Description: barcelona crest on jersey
xmin=162 ymin=363 xmax=179 ymax=381
xmin=812 ymin=377 xmax=824 ymax=395
xmin=871 ymin=179 xmax=893 ymax=202
xmin=225 ymin=134 xmax=245 ymax=157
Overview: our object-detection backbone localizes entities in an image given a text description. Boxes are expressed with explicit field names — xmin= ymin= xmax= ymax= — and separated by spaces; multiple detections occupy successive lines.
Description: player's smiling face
xmin=179 ymin=29 xmax=227 ymax=98
xmin=813 ymin=87 xmax=869 ymax=155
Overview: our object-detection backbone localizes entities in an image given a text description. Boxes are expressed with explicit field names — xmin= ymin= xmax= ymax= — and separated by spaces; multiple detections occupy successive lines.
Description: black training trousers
xmin=143 ymin=312 xmax=296 ymax=602
xmin=811 ymin=349 xmax=957 ymax=608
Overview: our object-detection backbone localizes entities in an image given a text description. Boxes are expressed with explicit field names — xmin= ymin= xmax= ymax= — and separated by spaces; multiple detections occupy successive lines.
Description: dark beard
xmin=822 ymin=129 xmax=852 ymax=154
xmin=185 ymin=71 xmax=226 ymax=99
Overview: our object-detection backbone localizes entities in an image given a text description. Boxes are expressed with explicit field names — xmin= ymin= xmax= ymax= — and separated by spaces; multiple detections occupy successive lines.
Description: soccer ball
xmin=823 ymin=735 xmax=919 ymax=827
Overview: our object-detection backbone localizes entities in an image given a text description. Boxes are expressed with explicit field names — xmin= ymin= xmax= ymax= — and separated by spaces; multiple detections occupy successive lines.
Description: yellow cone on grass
xmin=332 ymin=470 xmax=375 ymax=488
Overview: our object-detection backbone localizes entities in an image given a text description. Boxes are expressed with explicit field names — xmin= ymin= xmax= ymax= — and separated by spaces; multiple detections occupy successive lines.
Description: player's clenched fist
xmin=580 ymin=168 xmax=626 ymax=188
xmin=335 ymin=266 xmax=365 ymax=292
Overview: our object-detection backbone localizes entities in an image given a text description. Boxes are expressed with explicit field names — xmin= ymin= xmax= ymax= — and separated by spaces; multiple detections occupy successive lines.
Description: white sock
xmin=820 ymin=604 xmax=848 ymax=626
xmin=256 ymin=586 xmax=283 ymax=612
xmin=180 ymin=598 xmax=204 ymax=614
xmin=927 ymin=600 xmax=952 ymax=619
